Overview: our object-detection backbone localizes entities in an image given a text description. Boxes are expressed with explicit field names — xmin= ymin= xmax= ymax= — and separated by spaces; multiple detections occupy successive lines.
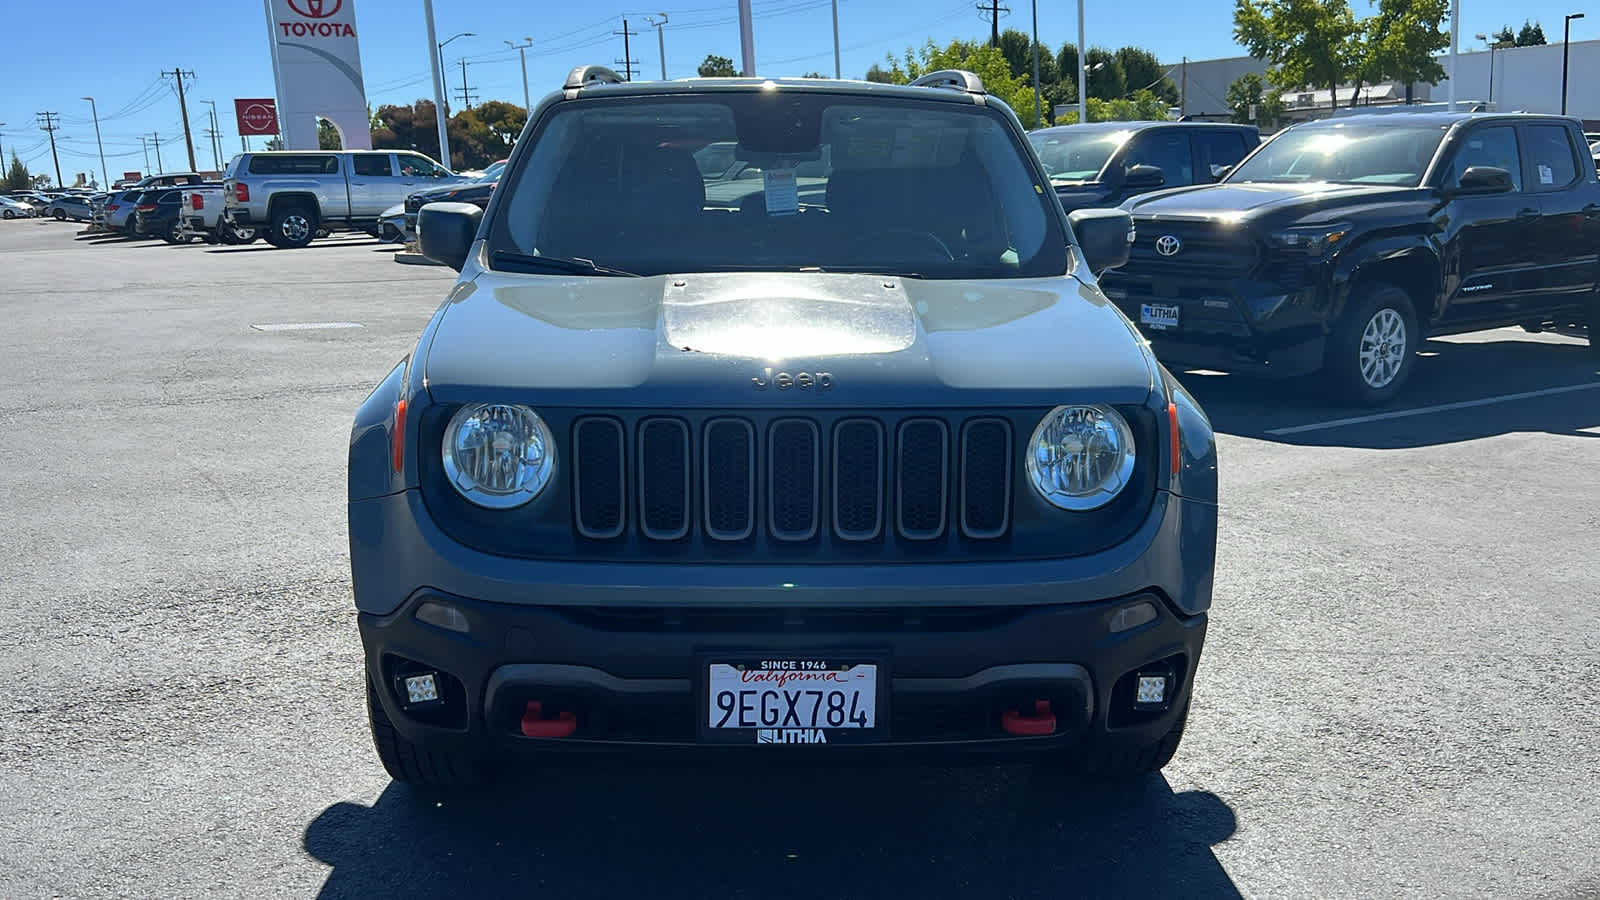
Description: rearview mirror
xmin=1451 ymin=165 xmax=1514 ymax=196
xmin=418 ymin=202 xmax=483 ymax=271
xmin=1123 ymin=164 xmax=1166 ymax=189
xmin=1068 ymin=208 xmax=1133 ymax=277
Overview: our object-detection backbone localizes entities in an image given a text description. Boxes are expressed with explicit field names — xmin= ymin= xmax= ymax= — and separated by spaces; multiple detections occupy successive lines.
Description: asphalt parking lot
xmin=2 ymin=216 xmax=1598 ymax=899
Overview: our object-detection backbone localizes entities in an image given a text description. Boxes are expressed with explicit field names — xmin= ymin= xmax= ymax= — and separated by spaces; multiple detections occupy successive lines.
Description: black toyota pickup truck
xmin=1102 ymin=113 xmax=1600 ymax=404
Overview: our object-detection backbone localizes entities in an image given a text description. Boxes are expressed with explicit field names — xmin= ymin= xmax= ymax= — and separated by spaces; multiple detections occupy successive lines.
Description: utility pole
xmin=455 ymin=59 xmax=478 ymax=110
xmin=978 ymin=0 xmax=1009 ymax=48
xmin=645 ymin=14 xmax=669 ymax=80
xmin=139 ymin=136 xmax=151 ymax=174
xmin=36 ymin=112 xmax=63 ymax=188
xmin=1181 ymin=57 xmax=1187 ymax=118
xmin=80 ymin=98 xmax=109 ymax=189
xmin=615 ymin=18 xmax=639 ymax=81
xmin=150 ymin=132 xmax=164 ymax=174
xmin=506 ymin=38 xmax=533 ymax=110
xmin=1563 ymin=13 xmax=1586 ymax=116
xmin=199 ymin=99 xmax=221 ymax=170
xmin=0 ymin=123 xmax=7 ymax=172
xmin=162 ymin=68 xmax=199 ymax=171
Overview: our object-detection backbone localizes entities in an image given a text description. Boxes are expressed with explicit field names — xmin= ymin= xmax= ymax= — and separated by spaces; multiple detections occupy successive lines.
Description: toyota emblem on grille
xmin=1155 ymin=235 xmax=1183 ymax=256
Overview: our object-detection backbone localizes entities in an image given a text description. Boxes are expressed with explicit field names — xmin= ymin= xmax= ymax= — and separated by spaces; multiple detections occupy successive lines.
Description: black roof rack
xmin=908 ymin=69 xmax=986 ymax=95
xmin=564 ymin=65 xmax=625 ymax=93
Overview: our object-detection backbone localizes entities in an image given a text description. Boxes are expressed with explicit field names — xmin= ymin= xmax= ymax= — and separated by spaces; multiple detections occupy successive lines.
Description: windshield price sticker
xmin=706 ymin=660 xmax=879 ymax=744
xmin=763 ymin=169 xmax=799 ymax=216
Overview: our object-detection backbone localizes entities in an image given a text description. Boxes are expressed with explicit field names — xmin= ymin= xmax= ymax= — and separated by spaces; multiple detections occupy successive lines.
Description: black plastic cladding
xmin=416 ymin=405 xmax=1161 ymax=564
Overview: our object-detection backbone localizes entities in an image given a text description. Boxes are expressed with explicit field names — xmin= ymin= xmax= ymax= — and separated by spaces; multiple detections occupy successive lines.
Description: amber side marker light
xmin=1167 ymin=401 xmax=1180 ymax=477
xmin=392 ymin=398 xmax=408 ymax=473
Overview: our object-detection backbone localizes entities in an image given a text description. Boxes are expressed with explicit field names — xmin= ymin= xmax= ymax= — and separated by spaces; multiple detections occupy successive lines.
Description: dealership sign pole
xmin=263 ymin=0 xmax=372 ymax=150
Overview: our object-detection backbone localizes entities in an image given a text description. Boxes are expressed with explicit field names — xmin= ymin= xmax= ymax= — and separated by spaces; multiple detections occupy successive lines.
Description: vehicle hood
xmin=1123 ymin=181 xmax=1429 ymax=226
xmin=423 ymin=271 xmax=1158 ymax=407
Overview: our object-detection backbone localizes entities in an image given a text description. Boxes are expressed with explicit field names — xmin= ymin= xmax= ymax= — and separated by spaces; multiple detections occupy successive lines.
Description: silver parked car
xmin=47 ymin=195 xmax=94 ymax=221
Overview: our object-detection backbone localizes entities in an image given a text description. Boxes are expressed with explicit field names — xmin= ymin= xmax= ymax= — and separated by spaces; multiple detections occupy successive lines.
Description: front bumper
xmin=352 ymin=488 xmax=1215 ymax=755
xmin=361 ymin=587 xmax=1203 ymax=754
xmin=1101 ymin=276 xmax=1330 ymax=377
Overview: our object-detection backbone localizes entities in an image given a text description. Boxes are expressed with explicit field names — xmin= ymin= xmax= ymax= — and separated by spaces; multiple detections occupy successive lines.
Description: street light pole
xmin=199 ymin=99 xmax=221 ymax=170
xmin=1563 ymin=12 xmax=1585 ymax=116
xmin=1475 ymin=34 xmax=1496 ymax=104
xmin=737 ymin=0 xmax=756 ymax=76
xmin=1076 ymin=0 xmax=1087 ymax=124
xmin=438 ymin=31 xmax=475 ymax=116
xmin=80 ymin=97 xmax=109 ymax=189
xmin=139 ymin=136 xmax=151 ymax=174
xmin=506 ymin=38 xmax=533 ymax=109
xmin=831 ymin=0 xmax=841 ymax=79
xmin=645 ymin=15 xmax=669 ymax=80
xmin=1031 ymin=0 xmax=1042 ymax=127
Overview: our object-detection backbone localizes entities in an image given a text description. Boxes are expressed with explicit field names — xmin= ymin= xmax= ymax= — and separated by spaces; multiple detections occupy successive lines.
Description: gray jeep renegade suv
xmin=348 ymin=66 xmax=1218 ymax=786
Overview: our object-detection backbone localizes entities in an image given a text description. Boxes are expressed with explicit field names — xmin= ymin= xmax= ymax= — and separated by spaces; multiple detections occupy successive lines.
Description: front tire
xmin=367 ymin=674 xmax=482 ymax=788
xmin=1321 ymin=282 xmax=1419 ymax=406
xmin=268 ymin=204 xmax=316 ymax=248
xmin=53 ymin=208 xmax=66 ymax=221
xmin=2 ymin=209 xmax=13 ymax=219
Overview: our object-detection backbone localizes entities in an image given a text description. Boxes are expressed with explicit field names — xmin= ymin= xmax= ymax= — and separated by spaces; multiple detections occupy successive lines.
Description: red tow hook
xmin=1001 ymin=700 xmax=1057 ymax=736
xmin=520 ymin=701 xmax=577 ymax=738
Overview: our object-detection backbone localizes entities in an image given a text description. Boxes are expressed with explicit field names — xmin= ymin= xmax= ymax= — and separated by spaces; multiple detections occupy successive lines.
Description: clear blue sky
xmin=2 ymin=0 xmax=1592 ymax=183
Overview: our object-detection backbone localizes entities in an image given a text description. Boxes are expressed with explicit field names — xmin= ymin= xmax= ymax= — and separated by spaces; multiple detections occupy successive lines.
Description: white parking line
xmin=250 ymin=322 xmax=364 ymax=332
xmin=1266 ymin=382 xmax=1600 ymax=436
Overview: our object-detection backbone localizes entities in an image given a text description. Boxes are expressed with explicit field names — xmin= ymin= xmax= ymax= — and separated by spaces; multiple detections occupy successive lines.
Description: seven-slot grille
xmin=571 ymin=414 xmax=1014 ymax=544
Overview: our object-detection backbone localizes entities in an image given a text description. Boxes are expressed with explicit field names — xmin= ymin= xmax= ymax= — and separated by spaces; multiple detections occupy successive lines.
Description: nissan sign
xmin=234 ymin=99 xmax=279 ymax=136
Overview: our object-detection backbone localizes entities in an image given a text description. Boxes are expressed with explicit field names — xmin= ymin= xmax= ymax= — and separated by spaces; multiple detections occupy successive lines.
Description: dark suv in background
xmin=1028 ymin=121 xmax=1260 ymax=213
xmin=1103 ymin=113 xmax=1600 ymax=404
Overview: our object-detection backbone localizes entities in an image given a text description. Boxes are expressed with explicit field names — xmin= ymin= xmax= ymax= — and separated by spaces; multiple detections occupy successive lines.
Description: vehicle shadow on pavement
xmin=205 ymin=240 xmax=382 ymax=254
xmin=1180 ymin=336 xmax=1600 ymax=449
xmin=304 ymin=760 xmax=1239 ymax=899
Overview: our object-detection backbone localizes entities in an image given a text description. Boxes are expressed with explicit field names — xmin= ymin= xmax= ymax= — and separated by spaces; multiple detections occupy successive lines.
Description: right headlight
xmin=441 ymin=403 xmax=555 ymax=509
xmin=1026 ymin=405 xmax=1137 ymax=511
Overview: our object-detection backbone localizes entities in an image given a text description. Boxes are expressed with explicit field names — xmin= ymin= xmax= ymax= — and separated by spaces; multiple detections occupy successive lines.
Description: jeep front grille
xmin=571 ymin=413 xmax=1014 ymax=545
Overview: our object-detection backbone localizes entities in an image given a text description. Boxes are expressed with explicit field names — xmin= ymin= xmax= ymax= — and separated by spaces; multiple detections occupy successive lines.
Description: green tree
xmin=3 ymin=153 xmax=29 ymax=191
xmin=453 ymin=101 xmax=526 ymax=165
xmin=800 ymin=71 xmax=827 ymax=78
xmin=1056 ymin=42 xmax=1079 ymax=87
xmin=1361 ymin=0 xmax=1449 ymax=105
xmin=998 ymin=28 xmax=1033 ymax=77
xmin=1116 ymin=47 xmax=1179 ymax=104
xmin=698 ymin=54 xmax=738 ymax=77
xmin=1517 ymin=20 xmax=1547 ymax=45
xmin=864 ymin=63 xmax=898 ymax=83
xmin=1084 ymin=47 xmax=1126 ymax=100
xmin=1235 ymin=0 xmax=1361 ymax=111
xmin=317 ymin=118 xmax=342 ymax=150
xmin=1226 ymin=72 xmax=1284 ymax=127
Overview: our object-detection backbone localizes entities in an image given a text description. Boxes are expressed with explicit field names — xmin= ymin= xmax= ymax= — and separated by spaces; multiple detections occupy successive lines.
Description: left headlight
xmin=1026 ymin=405 xmax=1137 ymax=511
xmin=441 ymin=403 xmax=556 ymax=509
xmin=1270 ymin=223 xmax=1351 ymax=255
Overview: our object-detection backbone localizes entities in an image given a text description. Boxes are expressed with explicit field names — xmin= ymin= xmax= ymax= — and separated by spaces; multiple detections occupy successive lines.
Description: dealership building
xmin=1167 ymin=38 xmax=1600 ymax=127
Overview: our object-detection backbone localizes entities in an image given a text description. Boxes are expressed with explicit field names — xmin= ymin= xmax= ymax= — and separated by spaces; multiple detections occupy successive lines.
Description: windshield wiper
xmin=491 ymin=251 xmax=640 ymax=277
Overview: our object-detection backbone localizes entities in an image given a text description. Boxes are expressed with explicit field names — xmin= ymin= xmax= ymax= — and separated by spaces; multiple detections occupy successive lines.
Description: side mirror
xmin=1451 ymin=165 xmax=1514 ymax=196
xmin=1123 ymin=164 xmax=1166 ymax=189
xmin=1068 ymin=208 xmax=1133 ymax=277
xmin=418 ymin=202 xmax=483 ymax=271
xmin=1211 ymin=164 xmax=1234 ymax=181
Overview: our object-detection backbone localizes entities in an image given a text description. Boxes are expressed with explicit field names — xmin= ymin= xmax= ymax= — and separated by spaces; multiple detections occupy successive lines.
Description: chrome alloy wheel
xmin=1359 ymin=307 xmax=1407 ymax=389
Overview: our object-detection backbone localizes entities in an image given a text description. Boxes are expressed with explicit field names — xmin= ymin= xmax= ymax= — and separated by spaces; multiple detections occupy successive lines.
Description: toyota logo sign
xmin=1155 ymin=235 xmax=1183 ymax=257
xmin=287 ymin=0 xmax=342 ymax=17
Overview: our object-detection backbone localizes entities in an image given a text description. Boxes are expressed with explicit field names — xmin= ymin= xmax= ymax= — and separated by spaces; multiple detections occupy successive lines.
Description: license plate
xmin=1140 ymin=302 xmax=1180 ymax=330
xmin=704 ymin=658 xmax=880 ymax=745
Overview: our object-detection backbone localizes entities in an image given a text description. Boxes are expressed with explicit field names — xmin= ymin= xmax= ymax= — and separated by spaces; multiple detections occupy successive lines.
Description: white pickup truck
xmin=178 ymin=185 xmax=260 ymax=244
xmin=221 ymin=149 xmax=467 ymax=249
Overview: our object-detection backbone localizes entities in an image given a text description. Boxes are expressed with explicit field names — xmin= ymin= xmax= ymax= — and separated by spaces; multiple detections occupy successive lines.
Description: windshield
xmin=1026 ymin=129 xmax=1131 ymax=182
xmin=491 ymin=93 xmax=1066 ymax=280
xmin=1227 ymin=123 xmax=1448 ymax=186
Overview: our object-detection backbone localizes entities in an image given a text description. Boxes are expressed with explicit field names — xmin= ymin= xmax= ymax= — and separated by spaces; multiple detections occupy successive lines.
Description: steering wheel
xmin=856 ymin=230 xmax=956 ymax=263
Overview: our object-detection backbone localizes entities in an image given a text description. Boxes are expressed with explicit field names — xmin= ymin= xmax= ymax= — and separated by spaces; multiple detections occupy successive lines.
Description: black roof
xmin=1029 ymin=120 xmax=1255 ymax=137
